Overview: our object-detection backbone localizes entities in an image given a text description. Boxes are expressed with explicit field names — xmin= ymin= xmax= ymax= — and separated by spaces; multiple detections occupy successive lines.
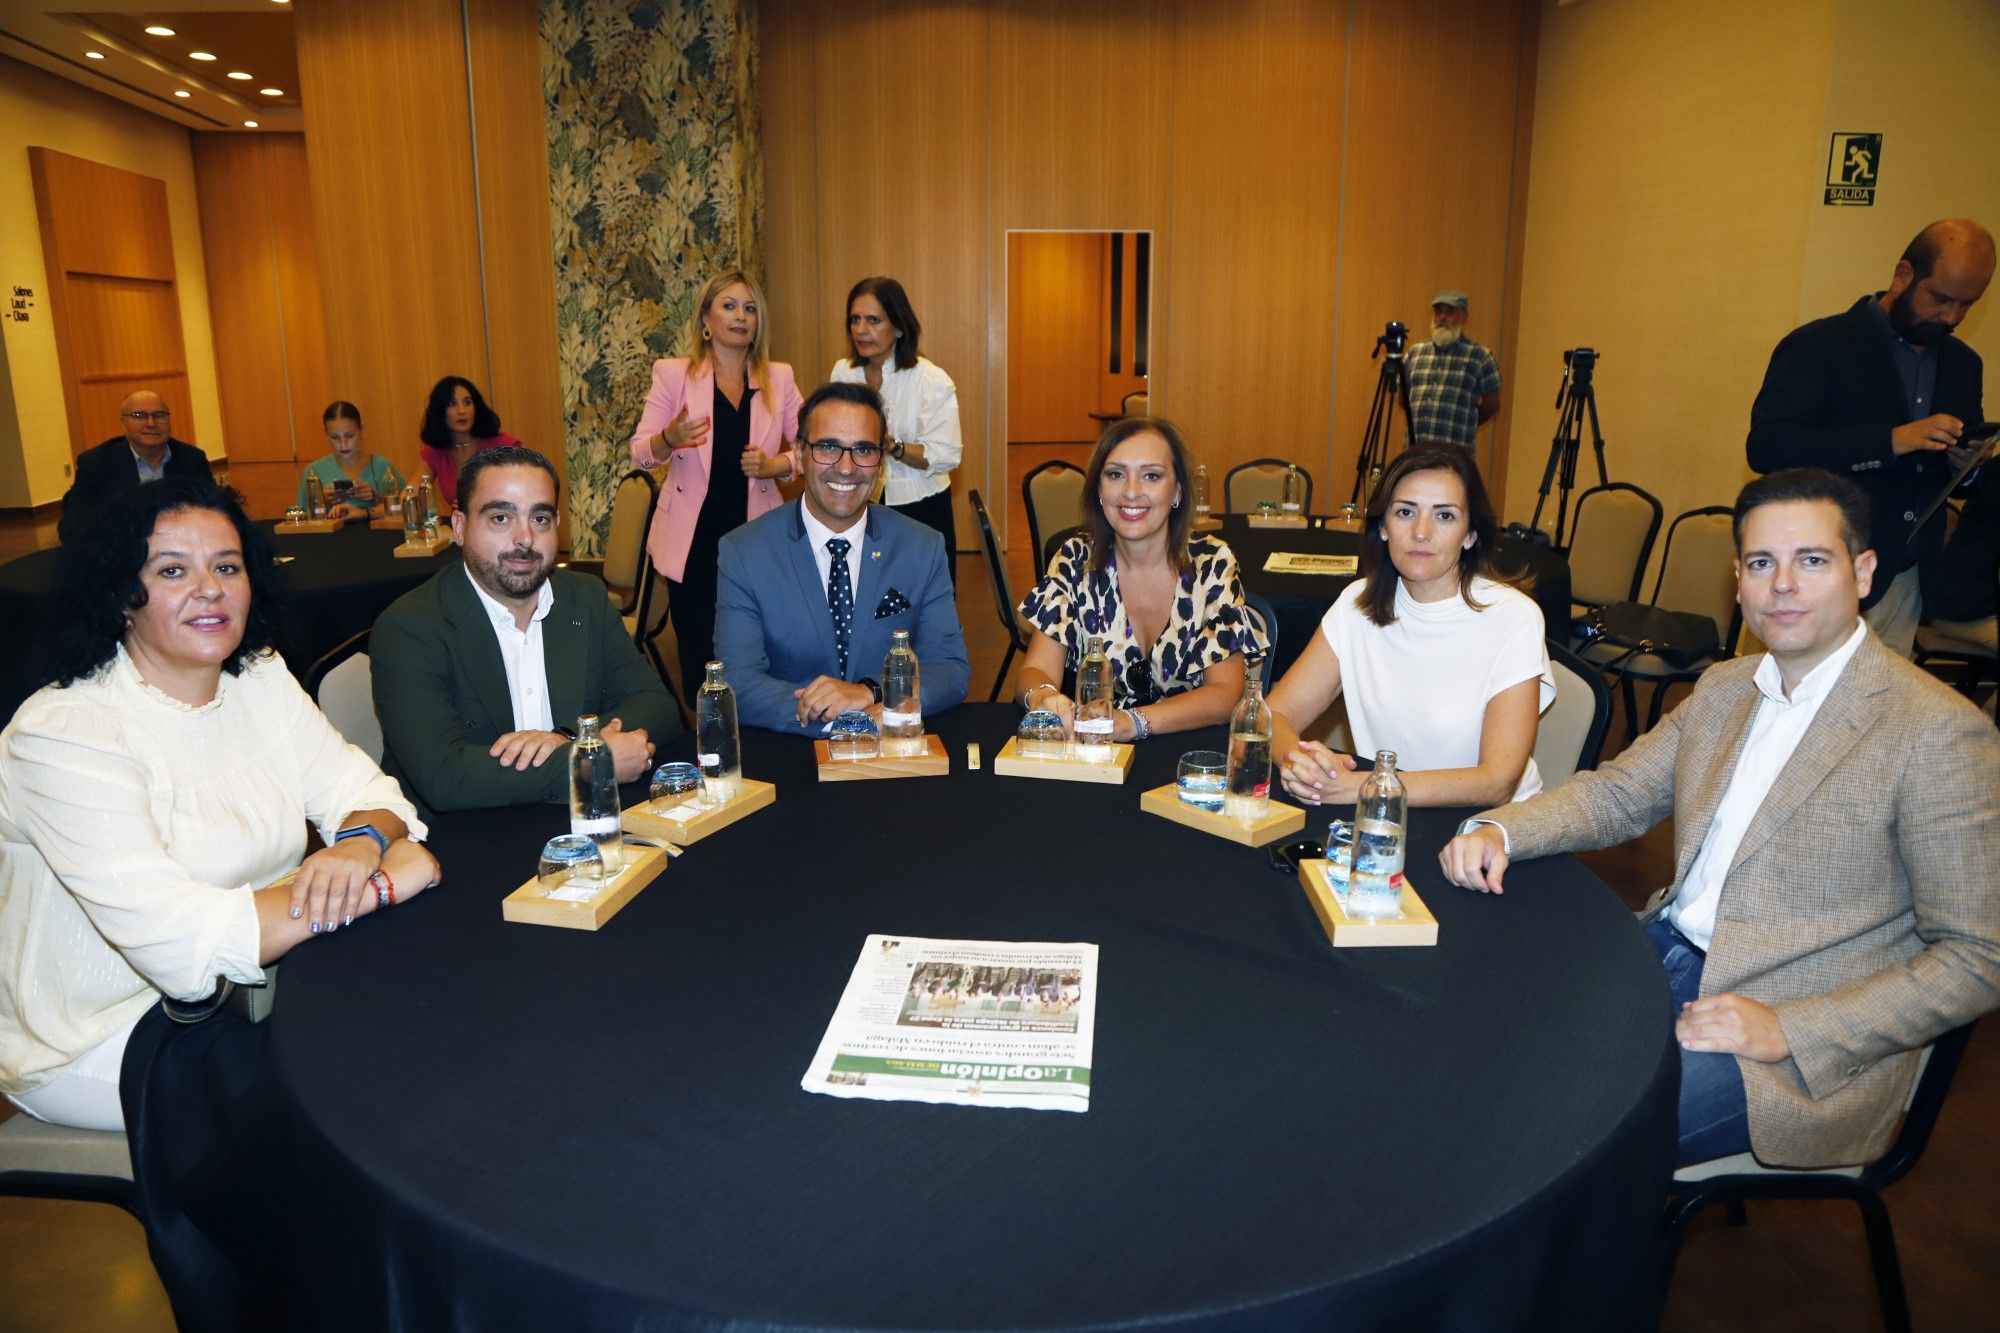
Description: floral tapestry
xmin=541 ymin=0 xmax=763 ymax=555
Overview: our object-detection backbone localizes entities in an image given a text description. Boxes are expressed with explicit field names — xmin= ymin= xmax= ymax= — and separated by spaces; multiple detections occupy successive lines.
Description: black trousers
xmin=888 ymin=486 xmax=958 ymax=588
xmin=669 ymin=558 xmax=718 ymax=704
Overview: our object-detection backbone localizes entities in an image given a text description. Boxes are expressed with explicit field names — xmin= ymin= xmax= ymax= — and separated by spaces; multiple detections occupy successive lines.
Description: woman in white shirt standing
xmin=830 ymin=276 xmax=963 ymax=583
xmin=1269 ymin=445 xmax=1555 ymax=808
xmin=0 ymin=478 xmax=438 ymax=1131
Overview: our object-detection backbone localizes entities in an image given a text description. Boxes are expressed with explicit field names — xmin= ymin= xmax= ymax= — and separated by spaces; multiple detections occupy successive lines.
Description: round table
xmin=0 ymin=519 xmax=458 ymax=724
xmin=267 ymin=705 xmax=1675 ymax=1330
xmin=1216 ymin=515 xmax=1573 ymax=680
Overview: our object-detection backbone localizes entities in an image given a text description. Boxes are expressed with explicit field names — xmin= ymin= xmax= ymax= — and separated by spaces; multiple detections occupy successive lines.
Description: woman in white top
xmin=829 ymin=276 xmax=963 ymax=583
xmin=0 ymin=478 xmax=439 ymax=1130
xmin=1270 ymin=446 xmax=1555 ymax=808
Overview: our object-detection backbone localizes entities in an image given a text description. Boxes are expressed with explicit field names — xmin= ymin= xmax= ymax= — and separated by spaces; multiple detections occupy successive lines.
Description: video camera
xmin=1371 ymin=320 xmax=1408 ymax=361
xmin=1556 ymin=346 xmax=1598 ymax=402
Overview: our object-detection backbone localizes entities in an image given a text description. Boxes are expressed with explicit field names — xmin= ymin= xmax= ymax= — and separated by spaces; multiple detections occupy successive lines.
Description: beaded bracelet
xmin=1125 ymin=707 xmax=1151 ymax=740
xmin=369 ymin=869 xmax=397 ymax=910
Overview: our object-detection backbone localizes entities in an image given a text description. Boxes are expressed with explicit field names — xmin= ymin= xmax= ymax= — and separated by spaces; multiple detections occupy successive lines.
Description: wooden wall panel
xmin=1006 ymin=232 xmax=1104 ymax=443
xmin=465 ymin=0 xmax=564 ymax=464
xmin=265 ymin=136 xmax=334 ymax=458
xmin=1096 ymin=232 xmax=1150 ymax=415
xmin=29 ymin=148 xmax=193 ymax=455
xmin=192 ymin=135 xmax=292 ymax=463
xmin=296 ymin=0 xmax=486 ymax=485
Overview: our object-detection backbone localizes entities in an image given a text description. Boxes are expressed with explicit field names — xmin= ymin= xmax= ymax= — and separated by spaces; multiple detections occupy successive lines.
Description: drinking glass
xmin=1017 ymin=708 xmax=1068 ymax=760
xmin=649 ymin=760 xmax=705 ymax=807
xmin=1176 ymin=751 xmax=1228 ymax=811
xmin=537 ymin=834 xmax=605 ymax=897
xmin=827 ymin=710 xmax=881 ymax=760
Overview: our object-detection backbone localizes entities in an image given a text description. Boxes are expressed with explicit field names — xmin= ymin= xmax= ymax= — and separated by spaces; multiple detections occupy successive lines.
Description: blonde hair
xmin=684 ymin=270 xmax=772 ymax=397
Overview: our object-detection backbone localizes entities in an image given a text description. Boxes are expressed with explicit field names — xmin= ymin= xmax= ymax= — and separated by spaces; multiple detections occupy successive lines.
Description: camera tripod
xmin=1352 ymin=341 xmax=1413 ymax=504
xmin=1527 ymin=348 xmax=1608 ymax=546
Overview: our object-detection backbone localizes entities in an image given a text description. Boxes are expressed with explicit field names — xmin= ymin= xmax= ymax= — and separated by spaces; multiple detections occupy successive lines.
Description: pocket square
xmin=873 ymin=588 xmax=912 ymax=619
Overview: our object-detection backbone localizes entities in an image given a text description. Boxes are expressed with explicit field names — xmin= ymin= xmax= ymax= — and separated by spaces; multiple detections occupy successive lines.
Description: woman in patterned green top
xmin=297 ymin=402 xmax=405 ymax=520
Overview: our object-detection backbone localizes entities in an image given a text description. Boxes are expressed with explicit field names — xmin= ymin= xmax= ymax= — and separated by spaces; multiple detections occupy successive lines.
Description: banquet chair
xmin=0 ymin=1111 xmax=138 ymax=1216
xmin=1023 ymin=461 xmax=1086 ymax=575
xmin=1533 ymin=638 xmax=1613 ymax=790
xmin=1120 ymin=391 xmax=1150 ymax=417
xmin=1577 ymin=506 xmax=1740 ymax=740
xmin=1564 ymin=482 xmax=1662 ymax=627
xmin=307 ymin=630 xmax=382 ymax=764
xmin=1662 ymin=1021 xmax=1977 ymax=1333
xmin=1911 ymin=565 xmax=1997 ymax=713
xmin=1041 ymin=523 xmax=1087 ymax=574
xmin=1242 ymin=592 xmax=1278 ymax=690
xmin=1225 ymin=459 xmax=1313 ymax=514
xmin=970 ymin=489 xmax=1034 ymax=701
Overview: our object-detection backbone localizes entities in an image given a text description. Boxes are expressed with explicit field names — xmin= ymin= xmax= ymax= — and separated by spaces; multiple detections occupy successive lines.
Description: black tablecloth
xmin=1220 ymin=516 xmax=1571 ymax=679
xmin=258 ymin=705 xmax=1675 ymax=1330
xmin=0 ymin=520 xmax=458 ymax=724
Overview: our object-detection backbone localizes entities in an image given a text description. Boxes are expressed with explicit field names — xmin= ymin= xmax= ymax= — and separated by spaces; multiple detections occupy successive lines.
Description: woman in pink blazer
xmin=629 ymin=270 xmax=803 ymax=697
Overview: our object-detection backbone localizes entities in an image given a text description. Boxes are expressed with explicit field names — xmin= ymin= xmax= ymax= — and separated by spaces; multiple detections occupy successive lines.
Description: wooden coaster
xmin=993 ymin=736 xmax=1134 ymax=784
xmin=813 ymin=733 xmax=949 ymax=780
xmin=621 ymin=778 xmax=776 ymax=845
xmin=1138 ymin=783 xmax=1304 ymax=846
xmin=371 ymin=514 xmax=407 ymax=532
xmin=1296 ymin=858 xmax=1438 ymax=947
xmin=274 ymin=517 xmax=344 ymax=535
xmin=393 ymin=532 xmax=454 ymax=558
xmin=1245 ymin=512 xmax=1310 ymax=529
xmin=501 ymin=841 xmax=669 ymax=930
xmin=1190 ymin=514 xmax=1223 ymax=533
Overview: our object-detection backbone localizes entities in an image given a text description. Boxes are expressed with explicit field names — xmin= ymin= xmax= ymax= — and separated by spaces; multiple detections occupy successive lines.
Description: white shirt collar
xmin=463 ymin=562 xmax=555 ymax=632
xmin=1752 ymin=618 xmax=1868 ymax=707
xmin=800 ymin=500 xmax=866 ymax=553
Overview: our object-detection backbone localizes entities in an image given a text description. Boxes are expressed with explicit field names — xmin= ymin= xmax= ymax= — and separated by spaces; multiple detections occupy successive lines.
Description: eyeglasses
xmin=123 ymin=410 xmax=172 ymax=424
xmin=807 ymin=440 xmax=883 ymax=467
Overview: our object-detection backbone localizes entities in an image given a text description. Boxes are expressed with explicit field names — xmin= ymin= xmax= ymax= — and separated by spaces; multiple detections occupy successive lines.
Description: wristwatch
xmin=334 ymin=823 xmax=390 ymax=856
xmin=859 ymin=677 xmax=883 ymax=704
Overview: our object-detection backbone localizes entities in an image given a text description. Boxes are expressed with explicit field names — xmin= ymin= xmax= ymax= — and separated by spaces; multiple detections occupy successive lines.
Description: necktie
xmin=826 ymin=537 xmax=853 ymax=678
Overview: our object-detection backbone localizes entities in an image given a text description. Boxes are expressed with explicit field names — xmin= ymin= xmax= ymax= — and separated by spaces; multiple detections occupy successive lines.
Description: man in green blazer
xmin=372 ymin=446 xmax=680 ymax=813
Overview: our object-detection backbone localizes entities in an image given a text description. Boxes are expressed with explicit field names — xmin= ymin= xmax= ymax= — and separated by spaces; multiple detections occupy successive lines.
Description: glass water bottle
xmin=1193 ymin=464 xmax=1212 ymax=518
xmin=1350 ymin=752 xmax=1407 ymax=918
xmin=1075 ymin=636 xmax=1115 ymax=759
xmin=305 ymin=470 xmax=327 ymax=519
xmin=880 ymin=630 xmax=923 ymax=755
xmin=1225 ymin=674 xmax=1273 ymax=822
xmin=401 ymin=484 xmax=421 ymax=540
xmin=568 ymin=714 xmax=622 ymax=872
xmin=1281 ymin=465 xmax=1304 ymax=515
xmin=696 ymin=662 xmax=742 ymax=804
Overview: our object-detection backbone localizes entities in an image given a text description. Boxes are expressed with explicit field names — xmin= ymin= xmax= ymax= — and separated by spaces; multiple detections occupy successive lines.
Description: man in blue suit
xmin=714 ymin=381 xmax=969 ymax=735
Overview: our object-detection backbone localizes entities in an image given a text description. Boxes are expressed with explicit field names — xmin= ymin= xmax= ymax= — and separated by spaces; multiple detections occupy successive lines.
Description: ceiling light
xmin=260 ymin=87 xmax=284 ymax=96
xmin=227 ymin=71 xmax=252 ymax=80
xmin=190 ymin=51 xmax=216 ymax=61
xmin=86 ymin=50 xmax=106 ymax=59
xmin=243 ymin=120 xmax=259 ymax=128
xmin=145 ymin=25 xmax=175 ymax=37
xmin=174 ymin=90 xmax=191 ymax=98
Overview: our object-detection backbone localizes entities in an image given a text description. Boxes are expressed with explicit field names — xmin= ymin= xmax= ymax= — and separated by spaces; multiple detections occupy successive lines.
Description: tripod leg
xmin=1585 ymin=390 xmax=1610 ymax=486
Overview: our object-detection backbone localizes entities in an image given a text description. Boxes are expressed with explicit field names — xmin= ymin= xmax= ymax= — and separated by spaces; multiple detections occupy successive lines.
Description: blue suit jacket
xmin=714 ymin=501 xmax=970 ymax=735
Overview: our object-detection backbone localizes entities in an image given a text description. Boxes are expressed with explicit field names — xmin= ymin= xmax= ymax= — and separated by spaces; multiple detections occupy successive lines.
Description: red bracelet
xmin=370 ymin=869 xmax=397 ymax=909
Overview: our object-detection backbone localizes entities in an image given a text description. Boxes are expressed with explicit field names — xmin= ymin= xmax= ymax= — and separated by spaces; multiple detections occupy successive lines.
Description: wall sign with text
xmin=7 ymin=286 xmax=33 ymax=324
xmin=1824 ymin=133 xmax=1881 ymax=206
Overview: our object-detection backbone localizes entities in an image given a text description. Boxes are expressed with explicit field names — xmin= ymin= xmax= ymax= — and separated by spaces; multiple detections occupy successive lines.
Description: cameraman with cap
xmin=1406 ymin=289 xmax=1503 ymax=457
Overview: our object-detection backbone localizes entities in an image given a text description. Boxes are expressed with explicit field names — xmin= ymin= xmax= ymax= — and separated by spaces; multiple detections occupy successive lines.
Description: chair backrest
xmin=1651 ymin=506 xmax=1741 ymax=650
xmin=602 ymin=470 xmax=659 ymax=613
xmin=1865 ymin=1021 xmax=1977 ymax=1189
xmin=1121 ymin=390 xmax=1150 ymax=417
xmin=1567 ymin=482 xmax=1663 ymax=608
xmin=1241 ymin=591 xmax=1279 ymax=690
xmin=1042 ymin=523 xmax=1088 ymax=574
xmin=1022 ymin=462 xmax=1086 ymax=572
xmin=968 ymin=490 xmax=1024 ymax=647
xmin=1225 ymin=458 xmax=1313 ymax=514
xmin=308 ymin=630 xmax=383 ymax=763
xmin=0 ymin=1113 xmax=137 ymax=1213
xmin=1535 ymin=637 xmax=1613 ymax=789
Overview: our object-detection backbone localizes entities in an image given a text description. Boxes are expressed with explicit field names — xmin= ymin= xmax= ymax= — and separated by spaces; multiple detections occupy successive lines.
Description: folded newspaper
xmin=801 ymin=935 xmax=1098 ymax=1112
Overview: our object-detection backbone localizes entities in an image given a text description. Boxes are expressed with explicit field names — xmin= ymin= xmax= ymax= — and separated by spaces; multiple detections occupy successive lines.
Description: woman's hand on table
xmin=328 ymin=503 xmax=361 ymax=522
xmin=1279 ymin=741 xmax=1362 ymax=806
xmin=1024 ymin=689 xmax=1076 ymax=733
xmin=290 ymin=838 xmax=378 ymax=933
xmin=375 ymin=838 xmax=441 ymax=907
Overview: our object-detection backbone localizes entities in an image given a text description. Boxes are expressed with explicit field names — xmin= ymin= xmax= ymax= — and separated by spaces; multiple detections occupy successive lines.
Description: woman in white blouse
xmin=1269 ymin=446 xmax=1555 ymax=808
xmin=0 ymin=479 xmax=439 ymax=1131
xmin=829 ymin=276 xmax=963 ymax=583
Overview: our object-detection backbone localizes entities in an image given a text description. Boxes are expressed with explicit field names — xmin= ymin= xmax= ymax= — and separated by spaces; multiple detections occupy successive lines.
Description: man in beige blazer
xmin=1441 ymin=468 xmax=2000 ymax=1169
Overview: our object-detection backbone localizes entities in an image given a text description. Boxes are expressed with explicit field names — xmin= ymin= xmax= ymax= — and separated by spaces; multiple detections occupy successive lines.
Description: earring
xmin=1172 ymin=499 xmax=1180 ymax=509
xmin=701 ymin=327 xmax=713 ymax=342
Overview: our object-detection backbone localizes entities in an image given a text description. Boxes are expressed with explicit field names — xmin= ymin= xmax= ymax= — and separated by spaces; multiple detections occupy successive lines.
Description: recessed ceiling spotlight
xmin=227 ymin=71 xmax=252 ymax=80
xmin=174 ymin=90 xmax=191 ymax=98
xmin=189 ymin=51 xmax=216 ymax=61
xmin=145 ymin=25 xmax=175 ymax=37
xmin=86 ymin=50 xmax=105 ymax=59
xmin=260 ymin=87 xmax=284 ymax=97
xmin=243 ymin=120 xmax=259 ymax=128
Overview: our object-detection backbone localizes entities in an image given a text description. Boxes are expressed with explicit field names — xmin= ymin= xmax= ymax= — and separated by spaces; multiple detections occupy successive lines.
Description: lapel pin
xmin=871 ymin=550 xmax=882 ymax=561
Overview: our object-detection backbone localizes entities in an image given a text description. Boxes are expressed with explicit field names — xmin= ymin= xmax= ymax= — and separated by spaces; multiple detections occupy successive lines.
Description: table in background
xmin=0 ymin=520 xmax=458 ymax=724
xmin=1217 ymin=514 xmax=1572 ymax=679
xmin=268 ymin=705 xmax=1674 ymax=1331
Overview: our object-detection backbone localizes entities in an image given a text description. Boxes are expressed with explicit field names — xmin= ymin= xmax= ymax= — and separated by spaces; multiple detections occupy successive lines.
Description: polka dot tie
xmin=826 ymin=537 xmax=853 ymax=679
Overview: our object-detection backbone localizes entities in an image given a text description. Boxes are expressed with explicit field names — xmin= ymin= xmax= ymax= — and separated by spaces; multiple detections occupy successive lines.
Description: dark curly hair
xmin=44 ymin=477 xmax=286 ymax=689
xmin=419 ymin=376 xmax=503 ymax=451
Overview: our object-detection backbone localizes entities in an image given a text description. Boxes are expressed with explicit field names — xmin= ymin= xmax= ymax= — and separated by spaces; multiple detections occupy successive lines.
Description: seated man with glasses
xmin=57 ymin=390 xmax=215 ymax=545
xmin=714 ymin=381 xmax=969 ymax=735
